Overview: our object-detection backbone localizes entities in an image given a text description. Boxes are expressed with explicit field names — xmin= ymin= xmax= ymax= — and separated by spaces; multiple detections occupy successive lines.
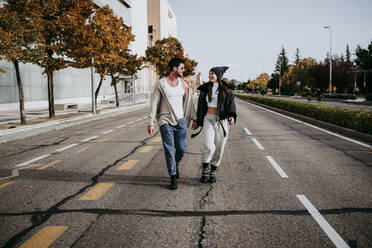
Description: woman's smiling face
xmin=209 ymin=71 xmax=218 ymax=82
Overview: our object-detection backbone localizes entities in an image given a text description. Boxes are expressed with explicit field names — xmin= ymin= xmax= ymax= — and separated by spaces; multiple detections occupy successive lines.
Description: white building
xmin=0 ymin=0 xmax=177 ymax=111
xmin=147 ymin=0 xmax=177 ymax=45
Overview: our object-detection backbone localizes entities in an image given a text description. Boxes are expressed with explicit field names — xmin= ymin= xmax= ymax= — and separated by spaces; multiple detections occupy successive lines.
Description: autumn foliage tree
xmin=145 ymin=37 xmax=197 ymax=78
xmin=0 ymin=0 xmax=43 ymax=124
xmin=109 ymin=53 xmax=143 ymax=107
xmin=281 ymin=58 xmax=317 ymax=94
xmin=73 ymin=5 xmax=135 ymax=112
xmin=33 ymin=0 xmax=94 ymax=118
xmin=249 ymin=73 xmax=269 ymax=91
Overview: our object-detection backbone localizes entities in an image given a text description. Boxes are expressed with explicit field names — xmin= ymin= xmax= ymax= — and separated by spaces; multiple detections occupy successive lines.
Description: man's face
xmin=174 ymin=63 xmax=185 ymax=77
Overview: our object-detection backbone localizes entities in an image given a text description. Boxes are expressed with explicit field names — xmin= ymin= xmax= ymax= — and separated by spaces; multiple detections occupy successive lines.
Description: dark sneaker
xmin=209 ymin=165 xmax=217 ymax=183
xmin=200 ymin=175 xmax=208 ymax=183
xmin=169 ymin=175 xmax=177 ymax=190
xmin=200 ymin=163 xmax=209 ymax=183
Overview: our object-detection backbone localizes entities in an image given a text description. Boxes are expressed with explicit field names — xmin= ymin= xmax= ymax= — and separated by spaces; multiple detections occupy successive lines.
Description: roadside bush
xmin=236 ymin=94 xmax=372 ymax=135
xmin=323 ymin=94 xmax=357 ymax=100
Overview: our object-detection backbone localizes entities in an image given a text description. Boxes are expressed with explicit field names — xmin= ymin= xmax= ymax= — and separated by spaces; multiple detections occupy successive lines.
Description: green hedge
xmin=236 ymin=94 xmax=372 ymax=135
xmin=323 ymin=94 xmax=357 ymax=100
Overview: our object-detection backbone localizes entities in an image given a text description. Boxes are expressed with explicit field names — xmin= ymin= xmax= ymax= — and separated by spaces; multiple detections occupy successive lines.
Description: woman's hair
xmin=207 ymin=79 xmax=227 ymax=103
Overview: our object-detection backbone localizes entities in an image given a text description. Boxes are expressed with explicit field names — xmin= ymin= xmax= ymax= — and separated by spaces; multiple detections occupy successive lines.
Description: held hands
xmin=147 ymin=125 xmax=155 ymax=136
xmin=192 ymin=120 xmax=198 ymax=130
xmin=228 ymin=117 xmax=235 ymax=126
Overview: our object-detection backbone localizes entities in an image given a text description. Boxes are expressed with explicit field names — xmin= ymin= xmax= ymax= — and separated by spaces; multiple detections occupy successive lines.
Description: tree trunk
xmin=114 ymin=84 xmax=119 ymax=107
xmin=95 ymin=75 xmax=104 ymax=113
xmin=14 ymin=61 xmax=26 ymax=125
xmin=111 ymin=74 xmax=119 ymax=107
xmin=47 ymin=71 xmax=55 ymax=118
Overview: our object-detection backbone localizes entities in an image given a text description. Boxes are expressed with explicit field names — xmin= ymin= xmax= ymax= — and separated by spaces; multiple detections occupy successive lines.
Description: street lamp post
xmin=279 ymin=62 xmax=281 ymax=95
xmin=324 ymin=26 xmax=332 ymax=95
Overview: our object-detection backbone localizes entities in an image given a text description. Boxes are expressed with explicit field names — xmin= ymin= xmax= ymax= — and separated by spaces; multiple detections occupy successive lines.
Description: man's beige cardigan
xmin=148 ymin=78 xmax=196 ymax=128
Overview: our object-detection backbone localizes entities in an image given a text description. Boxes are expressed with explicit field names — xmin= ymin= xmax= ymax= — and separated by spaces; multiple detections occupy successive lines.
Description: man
xmin=147 ymin=57 xmax=196 ymax=190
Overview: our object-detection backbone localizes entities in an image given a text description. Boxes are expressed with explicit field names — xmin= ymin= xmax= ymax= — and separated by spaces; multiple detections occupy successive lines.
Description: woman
xmin=191 ymin=66 xmax=237 ymax=183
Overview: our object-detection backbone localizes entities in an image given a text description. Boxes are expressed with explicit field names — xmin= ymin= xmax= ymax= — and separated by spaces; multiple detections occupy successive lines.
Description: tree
xmin=355 ymin=42 xmax=372 ymax=93
xmin=281 ymin=58 xmax=317 ymax=94
xmin=267 ymin=73 xmax=279 ymax=92
xmin=32 ymin=0 xmax=94 ymax=118
xmin=346 ymin=44 xmax=351 ymax=63
xmin=295 ymin=47 xmax=301 ymax=64
xmin=249 ymin=73 xmax=269 ymax=91
xmin=88 ymin=6 xmax=134 ymax=112
xmin=0 ymin=0 xmax=43 ymax=124
xmin=274 ymin=46 xmax=289 ymax=93
xmin=109 ymin=53 xmax=143 ymax=107
xmin=275 ymin=46 xmax=289 ymax=76
xmin=183 ymin=56 xmax=198 ymax=78
xmin=145 ymin=37 xmax=197 ymax=78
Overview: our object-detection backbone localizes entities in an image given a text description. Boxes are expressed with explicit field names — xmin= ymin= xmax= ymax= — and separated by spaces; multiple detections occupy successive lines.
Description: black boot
xmin=169 ymin=175 xmax=177 ymax=190
xmin=200 ymin=163 xmax=209 ymax=183
xmin=176 ymin=163 xmax=180 ymax=179
xmin=209 ymin=165 xmax=217 ymax=183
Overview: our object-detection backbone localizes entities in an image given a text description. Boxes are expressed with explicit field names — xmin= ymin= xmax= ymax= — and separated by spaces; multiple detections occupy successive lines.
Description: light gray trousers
xmin=201 ymin=114 xmax=229 ymax=167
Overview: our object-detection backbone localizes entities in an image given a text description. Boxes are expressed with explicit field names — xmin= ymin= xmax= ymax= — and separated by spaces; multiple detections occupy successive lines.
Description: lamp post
xmin=279 ymin=62 xmax=281 ymax=95
xmin=324 ymin=26 xmax=332 ymax=94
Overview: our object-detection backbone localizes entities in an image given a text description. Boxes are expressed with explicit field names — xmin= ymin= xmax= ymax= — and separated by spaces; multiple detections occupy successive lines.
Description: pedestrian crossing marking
xmin=0 ymin=181 xmax=14 ymax=191
xmin=79 ymin=182 xmax=115 ymax=200
xmin=37 ymin=160 xmax=61 ymax=170
xmin=151 ymin=136 xmax=162 ymax=143
xmin=74 ymin=146 xmax=90 ymax=154
xmin=117 ymin=160 xmax=139 ymax=170
xmin=138 ymin=146 xmax=153 ymax=153
xmin=19 ymin=226 xmax=68 ymax=248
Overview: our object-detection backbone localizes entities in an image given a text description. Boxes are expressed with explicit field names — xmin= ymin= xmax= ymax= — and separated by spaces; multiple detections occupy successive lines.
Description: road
xmin=0 ymin=99 xmax=371 ymax=247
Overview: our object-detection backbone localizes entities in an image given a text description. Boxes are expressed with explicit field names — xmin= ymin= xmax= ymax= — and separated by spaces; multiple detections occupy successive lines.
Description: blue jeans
xmin=159 ymin=118 xmax=187 ymax=176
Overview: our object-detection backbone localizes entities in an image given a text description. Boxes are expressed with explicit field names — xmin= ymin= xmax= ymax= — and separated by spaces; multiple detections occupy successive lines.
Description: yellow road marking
xmin=117 ymin=160 xmax=139 ymax=170
xmin=37 ymin=160 xmax=61 ymax=170
xmin=0 ymin=181 xmax=14 ymax=190
xmin=79 ymin=182 xmax=115 ymax=201
xmin=98 ymin=137 xmax=110 ymax=143
xmin=118 ymin=130 xmax=125 ymax=135
xmin=74 ymin=146 xmax=90 ymax=154
xmin=151 ymin=136 xmax=162 ymax=143
xmin=19 ymin=226 xmax=68 ymax=248
xmin=138 ymin=146 xmax=153 ymax=153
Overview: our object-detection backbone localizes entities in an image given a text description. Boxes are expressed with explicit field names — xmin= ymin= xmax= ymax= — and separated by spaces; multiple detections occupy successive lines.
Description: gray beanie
xmin=210 ymin=66 xmax=229 ymax=80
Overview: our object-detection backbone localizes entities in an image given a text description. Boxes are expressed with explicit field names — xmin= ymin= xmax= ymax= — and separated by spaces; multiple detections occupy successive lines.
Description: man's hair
xmin=168 ymin=57 xmax=185 ymax=71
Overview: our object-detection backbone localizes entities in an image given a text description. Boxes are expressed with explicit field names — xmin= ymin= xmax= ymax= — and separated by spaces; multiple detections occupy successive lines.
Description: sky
xmin=170 ymin=0 xmax=372 ymax=82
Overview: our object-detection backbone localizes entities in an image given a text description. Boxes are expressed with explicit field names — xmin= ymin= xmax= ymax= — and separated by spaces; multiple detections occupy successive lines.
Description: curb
xmin=0 ymin=103 xmax=149 ymax=144
xmin=237 ymin=97 xmax=372 ymax=146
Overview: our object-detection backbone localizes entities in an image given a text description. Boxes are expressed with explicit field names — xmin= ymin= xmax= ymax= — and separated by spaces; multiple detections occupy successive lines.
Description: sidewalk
xmin=0 ymin=101 xmax=149 ymax=144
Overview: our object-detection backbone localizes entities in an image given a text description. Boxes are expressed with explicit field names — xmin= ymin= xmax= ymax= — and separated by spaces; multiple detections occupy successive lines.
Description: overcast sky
xmin=170 ymin=0 xmax=372 ymax=82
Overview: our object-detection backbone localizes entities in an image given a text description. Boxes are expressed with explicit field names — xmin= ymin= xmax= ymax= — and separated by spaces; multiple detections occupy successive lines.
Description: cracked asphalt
xmin=0 ymin=100 xmax=371 ymax=248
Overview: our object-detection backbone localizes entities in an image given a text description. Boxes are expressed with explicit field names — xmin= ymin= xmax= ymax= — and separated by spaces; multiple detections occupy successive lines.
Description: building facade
xmin=0 ymin=0 xmax=177 ymax=111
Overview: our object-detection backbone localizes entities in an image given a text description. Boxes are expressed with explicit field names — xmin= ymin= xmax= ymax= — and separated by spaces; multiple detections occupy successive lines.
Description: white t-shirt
xmin=206 ymin=82 xmax=219 ymax=107
xmin=163 ymin=78 xmax=185 ymax=119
